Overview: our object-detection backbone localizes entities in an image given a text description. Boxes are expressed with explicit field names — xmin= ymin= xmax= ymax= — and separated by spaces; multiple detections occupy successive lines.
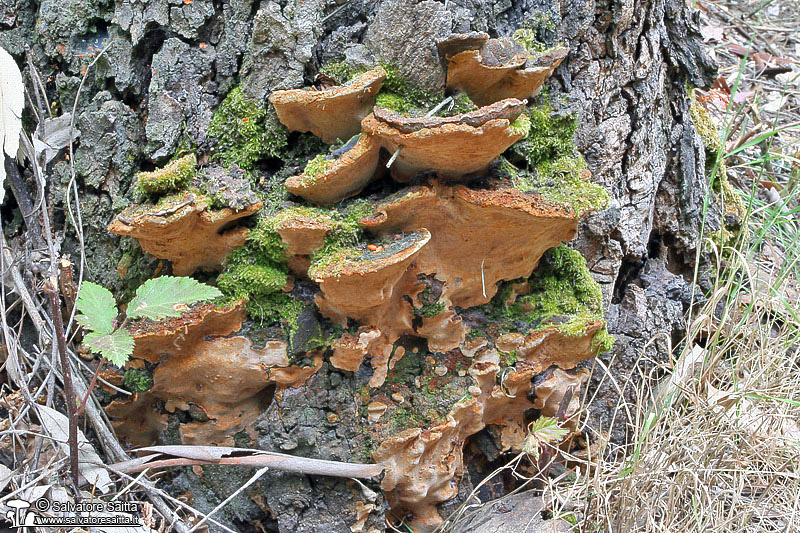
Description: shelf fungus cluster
xmin=104 ymin=34 xmax=612 ymax=531
xmin=437 ymin=32 xmax=568 ymax=107
xmin=106 ymin=301 xmax=321 ymax=446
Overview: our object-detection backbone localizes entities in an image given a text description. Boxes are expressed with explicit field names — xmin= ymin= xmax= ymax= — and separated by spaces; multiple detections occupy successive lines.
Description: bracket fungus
xmin=437 ymin=32 xmax=568 ymax=107
xmin=107 ymin=301 xmax=321 ymax=446
xmin=269 ymin=67 xmax=386 ymax=143
xmin=285 ymin=134 xmax=382 ymax=205
xmin=361 ymin=98 xmax=529 ymax=181
xmin=108 ymin=192 xmax=262 ymax=275
xmin=312 ymin=230 xmax=431 ymax=386
xmin=100 ymin=45 xmax=616 ymax=531
xmin=369 ymin=329 xmax=598 ymax=531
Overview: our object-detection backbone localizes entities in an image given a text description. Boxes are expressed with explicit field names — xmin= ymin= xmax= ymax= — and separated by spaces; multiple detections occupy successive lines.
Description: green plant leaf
xmin=126 ymin=276 xmax=223 ymax=321
xmin=523 ymin=416 xmax=569 ymax=459
xmin=75 ymin=282 xmax=117 ymax=335
xmin=84 ymin=330 xmax=135 ymax=367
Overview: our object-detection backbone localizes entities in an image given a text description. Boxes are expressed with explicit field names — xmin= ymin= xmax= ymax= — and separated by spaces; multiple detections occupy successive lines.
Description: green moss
xmin=307 ymin=200 xmax=374 ymax=278
xmin=319 ymin=61 xmax=361 ymax=84
xmin=415 ymin=301 xmax=446 ymax=318
xmin=374 ymin=63 xmax=443 ymax=115
xmin=217 ymin=218 xmax=292 ymax=324
xmin=523 ymin=246 xmax=602 ymax=320
xmin=477 ymin=245 xmax=614 ymax=354
xmin=122 ymin=368 xmax=153 ymax=393
xmin=301 ymin=154 xmax=331 ymax=184
xmin=518 ymin=154 xmax=610 ymax=216
xmin=207 ymin=86 xmax=288 ymax=170
xmin=510 ymin=113 xmax=532 ymax=137
xmin=135 ymin=153 xmax=197 ymax=196
xmin=690 ymin=100 xmax=747 ymax=248
xmin=499 ymin=350 xmax=518 ymax=367
xmin=510 ymin=104 xmax=577 ymax=169
xmin=512 ymin=29 xmax=566 ymax=56
xmin=502 ymin=102 xmax=609 ymax=216
xmin=512 ymin=28 xmax=548 ymax=54
xmin=690 ymin=101 xmax=722 ymax=154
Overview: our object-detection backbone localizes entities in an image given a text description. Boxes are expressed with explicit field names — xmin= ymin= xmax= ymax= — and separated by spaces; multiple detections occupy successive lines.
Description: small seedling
xmin=76 ymin=276 xmax=222 ymax=367
xmin=523 ymin=416 xmax=569 ymax=462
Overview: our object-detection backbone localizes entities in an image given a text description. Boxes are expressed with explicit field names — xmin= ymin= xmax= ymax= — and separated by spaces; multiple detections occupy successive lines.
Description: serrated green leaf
xmin=529 ymin=416 xmax=569 ymax=444
xmin=84 ymin=330 xmax=135 ymax=367
xmin=126 ymin=276 xmax=223 ymax=321
xmin=75 ymin=282 xmax=117 ymax=334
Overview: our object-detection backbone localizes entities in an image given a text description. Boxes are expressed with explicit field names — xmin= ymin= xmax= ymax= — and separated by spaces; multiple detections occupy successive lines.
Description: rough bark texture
xmin=1 ymin=0 xmax=717 ymax=530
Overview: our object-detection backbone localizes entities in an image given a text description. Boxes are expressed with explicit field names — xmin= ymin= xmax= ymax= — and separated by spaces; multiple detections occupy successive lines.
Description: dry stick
xmin=43 ymin=277 xmax=80 ymax=494
xmin=111 ymin=453 xmax=384 ymax=479
xmin=68 ymin=365 xmax=192 ymax=533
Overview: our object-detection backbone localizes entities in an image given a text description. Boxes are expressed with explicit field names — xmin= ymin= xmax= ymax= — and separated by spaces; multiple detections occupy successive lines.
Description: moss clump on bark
xmin=510 ymin=103 xmax=577 ymax=168
xmin=520 ymin=154 xmax=610 ymax=216
xmin=207 ymin=86 xmax=288 ymax=170
xmin=306 ymin=200 xmax=374 ymax=278
xmin=135 ymin=153 xmax=197 ymax=196
xmin=512 ymin=28 xmax=566 ymax=55
xmin=319 ymin=61 xmax=360 ymax=84
xmin=216 ymin=209 xmax=294 ymax=324
xmin=690 ymin=100 xmax=747 ymax=249
xmin=415 ymin=301 xmax=446 ymax=318
xmin=122 ymin=368 xmax=153 ymax=393
xmin=509 ymin=113 xmax=532 ymax=137
xmin=374 ymin=63 xmax=442 ymax=114
xmin=301 ymin=154 xmax=331 ymax=185
xmin=481 ymin=245 xmax=614 ymax=353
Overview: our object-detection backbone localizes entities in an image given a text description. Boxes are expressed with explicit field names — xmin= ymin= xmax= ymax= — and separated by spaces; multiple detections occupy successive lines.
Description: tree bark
xmin=0 ymin=0 xmax=718 ymax=529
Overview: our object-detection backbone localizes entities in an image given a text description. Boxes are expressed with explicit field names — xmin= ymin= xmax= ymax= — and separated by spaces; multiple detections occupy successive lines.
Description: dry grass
xmin=541 ymin=0 xmax=800 ymax=529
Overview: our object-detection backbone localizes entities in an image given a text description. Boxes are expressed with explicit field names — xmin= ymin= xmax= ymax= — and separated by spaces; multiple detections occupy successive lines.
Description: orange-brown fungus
xmin=285 ymin=134 xmax=381 ymax=205
xmin=270 ymin=67 xmax=386 ymax=143
xmin=437 ymin=32 xmax=568 ymax=107
xmin=361 ymin=99 xmax=528 ymax=182
xmin=313 ymin=230 xmax=431 ymax=386
xmin=108 ymin=301 xmax=322 ymax=446
xmin=108 ymin=192 xmax=262 ymax=275
xmin=375 ymin=335 xmax=597 ymax=531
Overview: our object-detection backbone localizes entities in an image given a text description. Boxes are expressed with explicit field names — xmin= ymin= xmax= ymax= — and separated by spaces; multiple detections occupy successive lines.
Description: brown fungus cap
xmin=269 ymin=67 xmax=386 ymax=143
xmin=108 ymin=192 xmax=262 ymax=276
xmin=285 ymin=134 xmax=381 ymax=206
xmin=438 ymin=33 xmax=568 ymax=107
xmin=362 ymin=181 xmax=578 ymax=309
xmin=361 ymin=98 xmax=527 ymax=182
xmin=312 ymin=230 xmax=431 ymax=386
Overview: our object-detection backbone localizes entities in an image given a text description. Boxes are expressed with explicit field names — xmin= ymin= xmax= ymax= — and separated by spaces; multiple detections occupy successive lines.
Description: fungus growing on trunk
xmin=269 ymin=67 xmax=386 ymax=143
xmin=361 ymin=98 xmax=529 ymax=181
xmin=108 ymin=192 xmax=262 ymax=275
xmin=437 ymin=33 xmax=568 ymax=107
xmin=311 ymin=230 xmax=431 ymax=386
xmin=285 ymin=134 xmax=382 ymax=205
xmin=371 ymin=325 xmax=598 ymax=531
xmin=107 ymin=301 xmax=322 ymax=446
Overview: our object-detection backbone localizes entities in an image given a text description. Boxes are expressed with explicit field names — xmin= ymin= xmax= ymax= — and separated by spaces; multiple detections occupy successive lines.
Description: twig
xmin=43 ymin=277 xmax=80 ymax=495
xmin=76 ymin=360 xmax=105 ymax=416
xmin=110 ymin=449 xmax=384 ymax=479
